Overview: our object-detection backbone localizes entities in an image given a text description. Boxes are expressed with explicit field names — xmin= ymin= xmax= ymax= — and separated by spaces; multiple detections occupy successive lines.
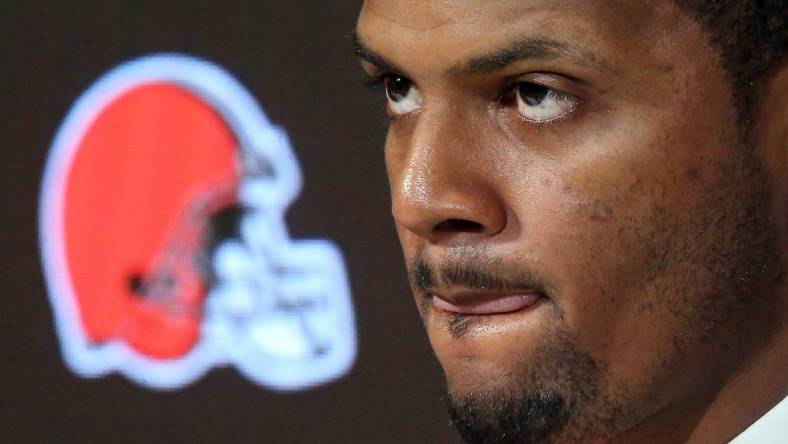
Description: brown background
xmin=0 ymin=1 xmax=460 ymax=442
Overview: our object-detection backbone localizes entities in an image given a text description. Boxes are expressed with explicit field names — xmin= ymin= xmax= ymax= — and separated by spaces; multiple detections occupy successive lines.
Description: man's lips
xmin=431 ymin=291 xmax=542 ymax=315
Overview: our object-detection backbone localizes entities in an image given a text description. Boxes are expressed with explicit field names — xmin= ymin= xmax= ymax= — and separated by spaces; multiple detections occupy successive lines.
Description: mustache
xmin=407 ymin=249 xmax=556 ymax=297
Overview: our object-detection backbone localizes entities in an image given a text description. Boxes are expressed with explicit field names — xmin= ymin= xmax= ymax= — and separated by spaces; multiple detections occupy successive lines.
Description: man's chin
xmin=440 ymin=326 xmax=605 ymax=443
xmin=447 ymin=389 xmax=569 ymax=444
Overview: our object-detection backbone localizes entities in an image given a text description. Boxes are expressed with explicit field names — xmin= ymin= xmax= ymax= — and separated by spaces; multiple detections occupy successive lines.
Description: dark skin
xmin=356 ymin=1 xmax=787 ymax=443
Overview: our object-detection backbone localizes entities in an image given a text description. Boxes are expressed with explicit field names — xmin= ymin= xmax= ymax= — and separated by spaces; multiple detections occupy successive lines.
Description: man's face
xmin=357 ymin=1 xmax=781 ymax=442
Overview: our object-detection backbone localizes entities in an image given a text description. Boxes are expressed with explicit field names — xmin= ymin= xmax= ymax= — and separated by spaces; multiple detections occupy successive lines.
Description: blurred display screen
xmin=1 ymin=2 xmax=457 ymax=443
xmin=40 ymin=54 xmax=356 ymax=391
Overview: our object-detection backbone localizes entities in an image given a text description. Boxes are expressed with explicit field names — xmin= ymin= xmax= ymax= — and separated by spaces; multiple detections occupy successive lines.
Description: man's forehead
xmin=357 ymin=0 xmax=692 ymax=80
xmin=361 ymin=0 xmax=566 ymax=32
xmin=359 ymin=0 xmax=674 ymax=40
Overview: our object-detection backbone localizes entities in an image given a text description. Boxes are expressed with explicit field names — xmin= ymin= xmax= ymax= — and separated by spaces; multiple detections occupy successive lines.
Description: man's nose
xmin=390 ymin=112 xmax=508 ymax=245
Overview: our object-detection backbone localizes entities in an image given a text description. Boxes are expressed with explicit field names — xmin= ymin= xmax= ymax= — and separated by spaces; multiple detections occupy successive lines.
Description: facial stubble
xmin=410 ymin=147 xmax=782 ymax=443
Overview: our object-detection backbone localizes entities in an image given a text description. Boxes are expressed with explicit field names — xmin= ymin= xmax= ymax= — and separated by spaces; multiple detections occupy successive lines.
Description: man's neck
xmin=684 ymin=322 xmax=788 ymax=443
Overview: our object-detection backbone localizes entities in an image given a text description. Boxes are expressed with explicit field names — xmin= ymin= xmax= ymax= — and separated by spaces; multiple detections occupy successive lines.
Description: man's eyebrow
xmin=460 ymin=36 xmax=609 ymax=74
xmin=350 ymin=31 xmax=403 ymax=74
xmin=350 ymin=31 xmax=615 ymax=77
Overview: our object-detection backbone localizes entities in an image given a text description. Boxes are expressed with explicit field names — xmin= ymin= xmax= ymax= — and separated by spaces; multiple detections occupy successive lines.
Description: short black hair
xmin=674 ymin=0 xmax=787 ymax=128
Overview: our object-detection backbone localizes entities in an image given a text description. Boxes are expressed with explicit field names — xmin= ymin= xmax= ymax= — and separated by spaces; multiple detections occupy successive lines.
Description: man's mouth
xmin=431 ymin=291 xmax=543 ymax=315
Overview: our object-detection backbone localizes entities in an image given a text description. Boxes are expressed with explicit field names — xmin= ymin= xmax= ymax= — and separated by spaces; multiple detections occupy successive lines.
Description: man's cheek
xmin=518 ymin=179 xmax=654 ymax=337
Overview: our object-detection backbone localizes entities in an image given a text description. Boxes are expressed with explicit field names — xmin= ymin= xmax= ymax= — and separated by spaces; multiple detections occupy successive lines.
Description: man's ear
xmin=754 ymin=59 xmax=788 ymax=250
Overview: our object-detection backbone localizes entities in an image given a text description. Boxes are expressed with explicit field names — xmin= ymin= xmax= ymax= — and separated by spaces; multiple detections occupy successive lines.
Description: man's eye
xmin=514 ymin=82 xmax=576 ymax=123
xmin=384 ymin=75 xmax=423 ymax=116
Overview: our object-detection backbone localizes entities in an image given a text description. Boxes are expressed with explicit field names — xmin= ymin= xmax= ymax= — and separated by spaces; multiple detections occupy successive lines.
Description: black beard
xmin=448 ymin=391 xmax=567 ymax=444
xmin=445 ymin=327 xmax=604 ymax=444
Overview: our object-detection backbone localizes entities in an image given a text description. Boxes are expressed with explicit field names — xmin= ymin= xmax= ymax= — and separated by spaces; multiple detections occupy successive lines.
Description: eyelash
xmin=363 ymin=73 xmax=579 ymax=124
xmin=362 ymin=73 xmax=388 ymax=91
xmin=500 ymin=82 xmax=567 ymax=103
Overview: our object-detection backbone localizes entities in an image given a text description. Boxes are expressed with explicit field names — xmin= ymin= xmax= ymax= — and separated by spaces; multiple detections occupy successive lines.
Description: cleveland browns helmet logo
xmin=39 ymin=54 xmax=356 ymax=390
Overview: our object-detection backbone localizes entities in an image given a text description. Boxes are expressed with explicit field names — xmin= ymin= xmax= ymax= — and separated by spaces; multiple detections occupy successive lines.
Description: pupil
xmin=385 ymin=76 xmax=411 ymax=102
xmin=518 ymin=83 xmax=549 ymax=106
